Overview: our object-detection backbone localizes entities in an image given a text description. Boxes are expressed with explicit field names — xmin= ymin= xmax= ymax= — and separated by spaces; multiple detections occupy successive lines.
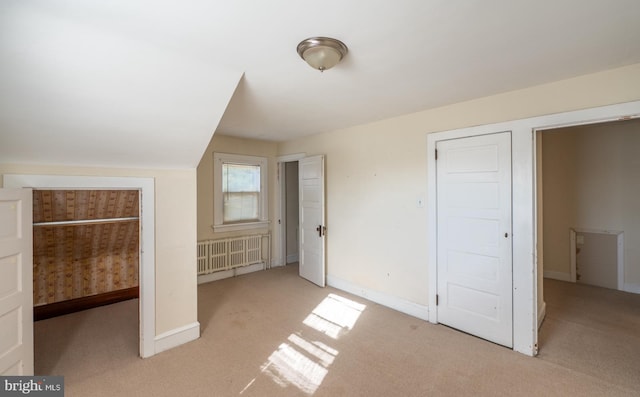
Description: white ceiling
xmin=1 ymin=1 xmax=640 ymax=168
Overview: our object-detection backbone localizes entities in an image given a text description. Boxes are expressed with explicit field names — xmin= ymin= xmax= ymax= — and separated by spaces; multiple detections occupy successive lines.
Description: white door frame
xmin=427 ymin=100 xmax=640 ymax=356
xmin=275 ymin=153 xmax=306 ymax=268
xmin=3 ymin=174 xmax=156 ymax=358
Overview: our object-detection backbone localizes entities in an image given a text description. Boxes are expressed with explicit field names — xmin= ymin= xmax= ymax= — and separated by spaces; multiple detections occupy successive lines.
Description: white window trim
xmin=213 ymin=152 xmax=269 ymax=232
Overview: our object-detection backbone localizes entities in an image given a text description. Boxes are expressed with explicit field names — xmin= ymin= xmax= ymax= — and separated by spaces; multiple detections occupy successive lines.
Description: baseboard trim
xmin=538 ymin=301 xmax=546 ymax=329
xmin=543 ymin=271 xmax=572 ymax=282
xmin=236 ymin=263 xmax=265 ymax=276
xmin=198 ymin=270 xmax=234 ymax=284
xmin=197 ymin=263 xmax=265 ymax=285
xmin=154 ymin=321 xmax=200 ymax=354
xmin=623 ymin=283 xmax=640 ymax=294
xmin=34 ymin=287 xmax=139 ymax=321
xmin=327 ymin=275 xmax=429 ymax=321
xmin=286 ymin=253 xmax=299 ymax=264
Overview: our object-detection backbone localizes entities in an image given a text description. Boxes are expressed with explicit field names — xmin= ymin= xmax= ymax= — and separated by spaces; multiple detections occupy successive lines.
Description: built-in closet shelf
xmin=33 ymin=216 xmax=140 ymax=227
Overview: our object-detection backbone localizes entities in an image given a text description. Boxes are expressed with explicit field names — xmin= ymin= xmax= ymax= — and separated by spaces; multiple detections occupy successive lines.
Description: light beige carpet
xmin=538 ymin=278 xmax=640 ymax=392
xmin=34 ymin=266 xmax=639 ymax=396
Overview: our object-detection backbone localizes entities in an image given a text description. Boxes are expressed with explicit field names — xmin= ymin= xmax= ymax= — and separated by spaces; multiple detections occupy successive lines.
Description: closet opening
xmin=32 ymin=189 xmax=141 ymax=375
xmin=32 ymin=189 xmax=140 ymax=320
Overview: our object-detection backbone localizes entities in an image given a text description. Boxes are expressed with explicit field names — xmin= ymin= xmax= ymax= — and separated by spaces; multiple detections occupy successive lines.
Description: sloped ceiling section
xmin=0 ymin=2 xmax=242 ymax=168
xmin=1 ymin=1 xmax=640 ymax=163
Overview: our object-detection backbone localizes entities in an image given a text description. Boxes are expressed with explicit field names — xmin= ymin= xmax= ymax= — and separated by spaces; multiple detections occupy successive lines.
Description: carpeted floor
xmin=34 ymin=266 xmax=640 ymax=396
xmin=538 ymin=278 xmax=640 ymax=392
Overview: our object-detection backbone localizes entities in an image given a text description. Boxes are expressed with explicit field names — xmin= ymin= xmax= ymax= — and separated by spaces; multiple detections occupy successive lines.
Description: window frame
xmin=213 ymin=152 xmax=269 ymax=232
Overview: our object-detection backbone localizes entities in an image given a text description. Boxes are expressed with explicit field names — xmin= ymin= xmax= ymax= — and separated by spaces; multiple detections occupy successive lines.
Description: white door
xmin=299 ymin=155 xmax=326 ymax=287
xmin=436 ymin=132 xmax=513 ymax=347
xmin=0 ymin=188 xmax=33 ymax=375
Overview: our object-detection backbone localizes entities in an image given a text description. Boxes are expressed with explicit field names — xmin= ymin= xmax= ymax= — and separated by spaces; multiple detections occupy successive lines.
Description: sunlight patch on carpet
xmin=251 ymin=293 xmax=366 ymax=395
xmin=303 ymin=294 xmax=366 ymax=339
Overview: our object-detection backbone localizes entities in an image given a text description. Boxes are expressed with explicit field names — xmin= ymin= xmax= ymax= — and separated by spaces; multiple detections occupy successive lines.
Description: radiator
xmin=197 ymin=234 xmax=271 ymax=275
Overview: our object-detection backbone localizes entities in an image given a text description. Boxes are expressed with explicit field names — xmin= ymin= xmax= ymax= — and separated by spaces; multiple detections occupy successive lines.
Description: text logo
xmin=0 ymin=377 xmax=64 ymax=397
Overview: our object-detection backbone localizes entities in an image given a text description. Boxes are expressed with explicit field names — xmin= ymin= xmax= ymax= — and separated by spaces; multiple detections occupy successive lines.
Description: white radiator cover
xmin=198 ymin=234 xmax=271 ymax=276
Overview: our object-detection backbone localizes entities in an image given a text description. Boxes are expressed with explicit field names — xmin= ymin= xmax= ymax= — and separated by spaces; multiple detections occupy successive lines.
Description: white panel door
xmin=299 ymin=155 xmax=326 ymax=287
xmin=0 ymin=188 xmax=33 ymax=375
xmin=436 ymin=132 xmax=512 ymax=347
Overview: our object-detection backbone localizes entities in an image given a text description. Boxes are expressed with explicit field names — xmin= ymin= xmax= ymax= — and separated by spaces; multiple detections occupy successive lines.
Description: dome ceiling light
xmin=297 ymin=37 xmax=348 ymax=72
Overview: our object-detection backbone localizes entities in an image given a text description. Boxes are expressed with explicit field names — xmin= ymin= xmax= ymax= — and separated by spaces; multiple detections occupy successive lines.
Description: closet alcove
xmin=33 ymin=190 xmax=140 ymax=320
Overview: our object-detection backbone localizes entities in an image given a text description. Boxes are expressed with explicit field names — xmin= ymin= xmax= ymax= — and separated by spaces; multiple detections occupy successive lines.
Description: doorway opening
xmin=277 ymin=154 xmax=326 ymax=286
xmin=537 ymin=118 xmax=640 ymax=294
xmin=277 ymin=154 xmax=305 ymax=268
xmin=32 ymin=189 xmax=141 ymax=374
xmin=3 ymin=174 xmax=156 ymax=360
xmin=283 ymin=161 xmax=300 ymax=265
xmin=535 ymin=117 xmax=640 ymax=388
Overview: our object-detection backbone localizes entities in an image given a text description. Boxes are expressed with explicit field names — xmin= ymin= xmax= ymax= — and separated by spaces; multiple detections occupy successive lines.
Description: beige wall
xmin=542 ymin=119 xmax=640 ymax=288
xmin=277 ymin=63 xmax=640 ymax=307
xmin=0 ymin=164 xmax=197 ymax=336
xmin=196 ymin=134 xmax=278 ymax=249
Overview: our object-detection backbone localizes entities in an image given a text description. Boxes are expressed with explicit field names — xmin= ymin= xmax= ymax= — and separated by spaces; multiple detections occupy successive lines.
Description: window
xmin=213 ymin=153 xmax=268 ymax=232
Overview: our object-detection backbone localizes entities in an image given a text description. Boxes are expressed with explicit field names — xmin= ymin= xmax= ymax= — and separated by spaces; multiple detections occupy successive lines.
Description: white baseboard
xmin=327 ymin=275 xmax=429 ymax=321
xmin=538 ymin=301 xmax=546 ymax=329
xmin=543 ymin=271 xmax=572 ymax=282
xmin=623 ymin=283 xmax=640 ymax=294
xmin=154 ymin=321 xmax=200 ymax=354
xmin=198 ymin=269 xmax=234 ymax=284
xmin=286 ymin=253 xmax=299 ymax=264
xmin=197 ymin=263 xmax=265 ymax=284
xmin=236 ymin=263 xmax=265 ymax=276
xmin=270 ymin=257 xmax=285 ymax=268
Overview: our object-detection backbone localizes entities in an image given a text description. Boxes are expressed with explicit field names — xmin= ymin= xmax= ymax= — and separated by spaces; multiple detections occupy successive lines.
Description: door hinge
xmin=435 ymin=149 xmax=438 ymax=160
xmin=436 ymin=294 xmax=439 ymax=306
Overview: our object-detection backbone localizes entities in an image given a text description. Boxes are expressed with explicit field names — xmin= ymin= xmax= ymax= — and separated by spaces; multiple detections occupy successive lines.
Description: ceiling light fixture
xmin=297 ymin=37 xmax=348 ymax=72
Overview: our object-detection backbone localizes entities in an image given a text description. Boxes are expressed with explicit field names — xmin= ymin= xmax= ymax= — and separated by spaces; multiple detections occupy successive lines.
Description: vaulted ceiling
xmin=2 ymin=1 xmax=640 ymax=168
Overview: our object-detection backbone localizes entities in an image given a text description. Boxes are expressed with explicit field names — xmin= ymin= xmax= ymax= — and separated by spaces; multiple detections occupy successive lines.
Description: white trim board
xmin=543 ymin=271 xmax=572 ymax=282
xmin=538 ymin=302 xmax=546 ymax=330
xmin=154 ymin=322 xmax=200 ymax=354
xmin=3 ymin=174 xmax=156 ymax=358
xmin=623 ymin=284 xmax=640 ymax=294
xmin=427 ymin=100 xmax=640 ymax=357
xmin=327 ymin=275 xmax=429 ymax=321
xmin=198 ymin=263 xmax=265 ymax=285
xmin=270 ymin=260 xmax=286 ymax=268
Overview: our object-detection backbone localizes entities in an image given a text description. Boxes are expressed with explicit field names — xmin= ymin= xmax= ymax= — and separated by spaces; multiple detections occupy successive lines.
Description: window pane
xmin=223 ymin=164 xmax=260 ymax=193
xmin=223 ymin=192 xmax=259 ymax=222
xmin=222 ymin=163 xmax=261 ymax=223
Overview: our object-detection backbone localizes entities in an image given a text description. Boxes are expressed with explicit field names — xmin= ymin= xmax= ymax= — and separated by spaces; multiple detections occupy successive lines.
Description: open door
xmin=0 ymin=188 xmax=33 ymax=375
xmin=298 ymin=155 xmax=326 ymax=287
xmin=436 ymin=132 xmax=513 ymax=348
